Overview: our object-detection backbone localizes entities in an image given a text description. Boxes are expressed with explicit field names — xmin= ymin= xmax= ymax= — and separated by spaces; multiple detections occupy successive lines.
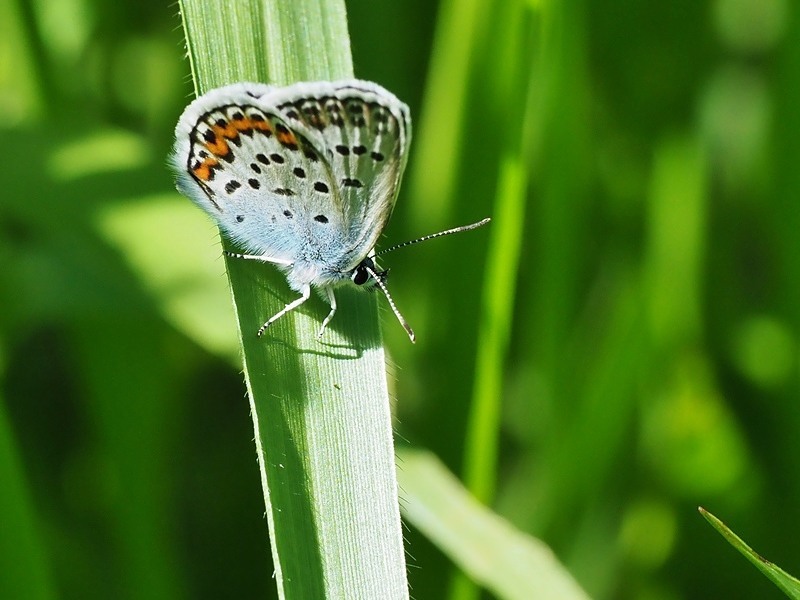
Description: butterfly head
xmin=350 ymin=256 xmax=388 ymax=288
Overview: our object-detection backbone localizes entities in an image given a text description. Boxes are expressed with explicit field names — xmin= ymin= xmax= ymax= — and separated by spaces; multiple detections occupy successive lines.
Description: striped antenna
xmin=364 ymin=264 xmax=416 ymax=343
xmin=376 ymin=217 xmax=491 ymax=256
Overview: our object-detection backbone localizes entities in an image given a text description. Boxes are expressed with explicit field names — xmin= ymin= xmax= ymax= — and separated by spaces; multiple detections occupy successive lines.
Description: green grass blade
xmin=262 ymin=2 xmax=353 ymax=84
xmin=700 ymin=507 xmax=800 ymax=599
xmin=398 ymin=448 xmax=590 ymax=600
xmin=454 ymin=4 xmax=535 ymax=597
xmin=176 ymin=1 xmax=408 ymax=598
xmin=405 ymin=0 xmax=488 ymax=227
xmin=464 ymin=155 xmax=527 ymax=504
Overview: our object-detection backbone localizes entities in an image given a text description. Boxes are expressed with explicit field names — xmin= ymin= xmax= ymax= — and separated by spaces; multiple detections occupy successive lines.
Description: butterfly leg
xmin=317 ymin=288 xmax=337 ymax=339
xmin=257 ymin=284 xmax=311 ymax=336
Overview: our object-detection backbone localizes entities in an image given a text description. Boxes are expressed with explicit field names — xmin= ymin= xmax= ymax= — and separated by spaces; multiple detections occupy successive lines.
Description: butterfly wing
xmin=172 ymin=82 xmax=342 ymax=266
xmin=269 ymin=81 xmax=411 ymax=270
xmin=172 ymin=80 xmax=410 ymax=275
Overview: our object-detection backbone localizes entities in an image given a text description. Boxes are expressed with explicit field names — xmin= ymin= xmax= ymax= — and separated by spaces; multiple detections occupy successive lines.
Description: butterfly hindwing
xmin=271 ymin=81 xmax=411 ymax=268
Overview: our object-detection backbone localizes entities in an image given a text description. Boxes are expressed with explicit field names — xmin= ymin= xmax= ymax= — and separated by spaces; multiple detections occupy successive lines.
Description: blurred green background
xmin=2 ymin=0 xmax=799 ymax=598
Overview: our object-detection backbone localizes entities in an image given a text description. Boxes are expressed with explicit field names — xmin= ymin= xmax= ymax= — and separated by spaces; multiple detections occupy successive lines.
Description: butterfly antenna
xmin=376 ymin=217 xmax=490 ymax=256
xmin=364 ymin=265 xmax=416 ymax=343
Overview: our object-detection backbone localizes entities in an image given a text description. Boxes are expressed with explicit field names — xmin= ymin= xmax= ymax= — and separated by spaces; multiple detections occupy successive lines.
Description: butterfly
xmin=172 ymin=79 xmax=488 ymax=342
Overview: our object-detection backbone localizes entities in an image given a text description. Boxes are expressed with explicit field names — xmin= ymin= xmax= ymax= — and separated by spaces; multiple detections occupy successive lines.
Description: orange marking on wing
xmin=204 ymin=136 xmax=230 ymax=158
xmin=277 ymin=129 xmax=298 ymax=146
xmin=253 ymin=119 xmax=273 ymax=133
xmin=235 ymin=117 xmax=272 ymax=134
xmin=219 ymin=121 xmax=241 ymax=138
xmin=192 ymin=157 xmax=219 ymax=181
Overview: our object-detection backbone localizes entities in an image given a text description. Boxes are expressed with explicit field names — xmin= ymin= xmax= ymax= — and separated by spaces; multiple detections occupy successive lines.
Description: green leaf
xmin=398 ymin=448 xmax=590 ymax=600
xmin=175 ymin=1 xmax=408 ymax=598
xmin=700 ymin=507 xmax=800 ymax=599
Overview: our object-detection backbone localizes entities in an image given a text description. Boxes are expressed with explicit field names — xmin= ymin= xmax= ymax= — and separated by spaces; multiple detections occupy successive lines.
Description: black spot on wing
xmin=225 ymin=180 xmax=241 ymax=194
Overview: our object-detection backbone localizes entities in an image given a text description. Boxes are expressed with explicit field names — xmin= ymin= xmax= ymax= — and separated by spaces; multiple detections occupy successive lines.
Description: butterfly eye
xmin=352 ymin=266 xmax=370 ymax=286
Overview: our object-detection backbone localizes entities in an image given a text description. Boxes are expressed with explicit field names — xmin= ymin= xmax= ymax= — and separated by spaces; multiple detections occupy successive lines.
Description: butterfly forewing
xmin=174 ymin=83 xmax=345 ymax=264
